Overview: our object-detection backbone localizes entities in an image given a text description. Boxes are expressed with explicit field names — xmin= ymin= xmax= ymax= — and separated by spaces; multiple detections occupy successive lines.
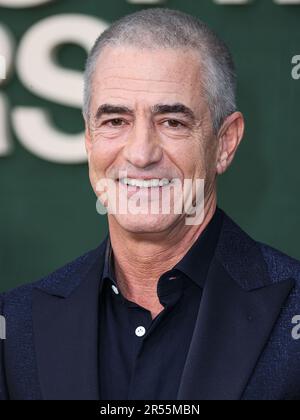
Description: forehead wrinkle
xmin=99 ymin=87 xmax=181 ymax=95
xmin=103 ymin=96 xmax=132 ymax=103
xmin=100 ymin=75 xmax=185 ymax=85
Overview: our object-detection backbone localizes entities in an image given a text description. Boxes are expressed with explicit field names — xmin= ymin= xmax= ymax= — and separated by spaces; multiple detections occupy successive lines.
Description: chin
xmin=110 ymin=213 xmax=181 ymax=234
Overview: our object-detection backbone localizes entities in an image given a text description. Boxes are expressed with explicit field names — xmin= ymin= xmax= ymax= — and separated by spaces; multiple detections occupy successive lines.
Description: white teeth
xmin=128 ymin=179 xmax=135 ymax=186
xmin=159 ymin=178 xmax=170 ymax=187
xmin=119 ymin=178 xmax=170 ymax=188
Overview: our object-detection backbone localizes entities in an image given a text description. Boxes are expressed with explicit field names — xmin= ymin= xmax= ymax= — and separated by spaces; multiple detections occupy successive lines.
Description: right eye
xmin=103 ymin=118 xmax=126 ymax=127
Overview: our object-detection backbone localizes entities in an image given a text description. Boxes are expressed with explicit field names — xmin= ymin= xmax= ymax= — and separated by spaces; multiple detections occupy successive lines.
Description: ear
xmin=216 ymin=112 xmax=245 ymax=175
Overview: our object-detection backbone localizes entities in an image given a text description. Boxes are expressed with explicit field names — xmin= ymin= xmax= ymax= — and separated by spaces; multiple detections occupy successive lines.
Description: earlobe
xmin=216 ymin=125 xmax=229 ymax=175
xmin=217 ymin=151 xmax=229 ymax=175
xmin=216 ymin=112 xmax=244 ymax=175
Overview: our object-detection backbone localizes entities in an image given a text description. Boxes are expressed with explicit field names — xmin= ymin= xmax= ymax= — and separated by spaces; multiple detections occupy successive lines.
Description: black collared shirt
xmin=99 ymin=207 xmax=224 ymax=400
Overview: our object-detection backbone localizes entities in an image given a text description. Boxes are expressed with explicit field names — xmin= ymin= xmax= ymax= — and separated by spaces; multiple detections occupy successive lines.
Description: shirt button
xmin=135 ymin=326 xmax=146 ymax=337
xmin=111 ymin=285 xmax=119 ymax=295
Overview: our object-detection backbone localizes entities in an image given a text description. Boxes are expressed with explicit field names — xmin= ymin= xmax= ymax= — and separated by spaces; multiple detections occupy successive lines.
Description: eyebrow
xmin=95 ymin=104 xmax=133 ymax=120
xmin=94 ymin=103 xmax=196 ymax=122
xmin=152 ymin=103 xmax=196 ymax=122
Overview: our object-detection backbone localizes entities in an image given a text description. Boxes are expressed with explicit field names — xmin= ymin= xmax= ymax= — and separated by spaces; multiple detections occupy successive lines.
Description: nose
xmin=123 ymin=119 xmax=163 ymax=168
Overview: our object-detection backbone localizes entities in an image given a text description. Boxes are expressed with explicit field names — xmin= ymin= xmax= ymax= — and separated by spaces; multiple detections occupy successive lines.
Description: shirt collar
xmin=102 ymin=234 xmax=117 ymax=286
xmin=173 ymin=207 xmax=224 ymax=287
xmin=102 ymin=207 xmax=224 ymax=289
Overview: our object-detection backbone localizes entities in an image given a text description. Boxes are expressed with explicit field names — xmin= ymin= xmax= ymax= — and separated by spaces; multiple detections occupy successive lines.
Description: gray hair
xmin=83 ymin=8 xmax=237 ymax=133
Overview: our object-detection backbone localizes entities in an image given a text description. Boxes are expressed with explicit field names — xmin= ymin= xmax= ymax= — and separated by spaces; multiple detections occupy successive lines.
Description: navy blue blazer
xmin=1 ymin=211 xmax=300 ymax=400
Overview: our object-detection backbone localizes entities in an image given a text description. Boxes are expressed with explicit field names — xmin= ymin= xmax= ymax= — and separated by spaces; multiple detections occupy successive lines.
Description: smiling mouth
xmin=117 ymin=178 xmax=172 ymax=188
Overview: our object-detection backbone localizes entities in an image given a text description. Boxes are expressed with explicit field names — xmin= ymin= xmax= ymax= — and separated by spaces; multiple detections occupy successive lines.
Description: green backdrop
xmin=1 ymin=0 xmax=300 ymax=293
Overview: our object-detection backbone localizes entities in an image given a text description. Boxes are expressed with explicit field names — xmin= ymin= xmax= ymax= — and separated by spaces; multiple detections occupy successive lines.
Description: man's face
xmin=85 ymin=46 xmax=219 ymax=233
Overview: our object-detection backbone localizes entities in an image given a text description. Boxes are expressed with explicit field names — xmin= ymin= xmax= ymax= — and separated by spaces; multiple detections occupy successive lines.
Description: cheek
xmin=171 ymin=138 xmax=206 ymax=179
xmin=192 ymin=125 xmax=218 ymax=177
xmin=89 ymin=139 xmax=120 ymax=178
xmin=178 ymin=140 xmax=216 ymax=181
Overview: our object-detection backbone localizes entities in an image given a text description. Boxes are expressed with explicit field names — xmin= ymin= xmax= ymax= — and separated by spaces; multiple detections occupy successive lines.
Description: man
xmin=1 ymin=8 xmax=300 ymax=401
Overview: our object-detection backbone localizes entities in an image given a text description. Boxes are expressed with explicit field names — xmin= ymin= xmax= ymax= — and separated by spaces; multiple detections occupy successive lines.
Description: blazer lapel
xmin=178 ymin=214 xmax=295 ymax=400
xmin=32 ymin=242 xmax=106 ymax=400
xmin=30 ymin=213 xmax=296 ymax=400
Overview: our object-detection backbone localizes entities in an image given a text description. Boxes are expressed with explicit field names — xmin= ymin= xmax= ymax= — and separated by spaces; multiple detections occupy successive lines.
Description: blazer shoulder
xmin=1 ymin=240 xmax=107 ymax=305
xmin=259 ymin=241 xmax=300 ymax=286
xmin=218 ymin=210 xmax=300 ymax=292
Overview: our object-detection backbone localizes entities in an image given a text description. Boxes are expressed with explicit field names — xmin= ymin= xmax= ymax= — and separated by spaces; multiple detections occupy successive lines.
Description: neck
xmin=108 ymin=196 xmax=217 ymax=318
